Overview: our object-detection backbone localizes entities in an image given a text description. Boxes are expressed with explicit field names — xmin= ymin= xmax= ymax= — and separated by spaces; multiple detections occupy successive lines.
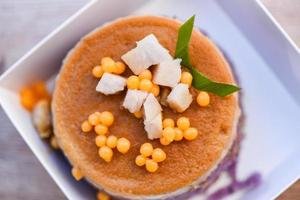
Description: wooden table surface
xmin=0 ymin=0 xmax=299 ymax=199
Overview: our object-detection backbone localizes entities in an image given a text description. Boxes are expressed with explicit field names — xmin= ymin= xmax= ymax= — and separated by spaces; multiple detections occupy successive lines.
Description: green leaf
xmin=190 ymin=68 xmax=240 ymax=97
xmin=175 ymin=15 xmax=240 ymax=97
xmin=175 ymin=15 xmax=194 ymax=66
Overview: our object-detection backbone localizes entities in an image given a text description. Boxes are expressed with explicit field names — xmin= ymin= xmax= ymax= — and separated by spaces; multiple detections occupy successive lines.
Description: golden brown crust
xmin=52 ymin=16 xmax=238 ymax=196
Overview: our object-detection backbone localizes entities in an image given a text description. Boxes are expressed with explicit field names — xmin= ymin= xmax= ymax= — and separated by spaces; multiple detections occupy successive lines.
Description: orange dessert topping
xmin=127 ymin=75 xmax=140 ymax=89
xmin=19 ymin=81 xmax=50 ymax=111
xmin=116 ymin=137 xmax=131 ymax=154
xmin=97 ymin=191 xmax=110 ymax=200
xmin=197 ymin=91 xmax=210 ymax=107
xmin=92 ymin=57 xmax=126 ymax=79
xmin=162 ymin=118 xmax=175 ymax=128
xmin=138 ymin=69 xmax=152 ymax=80
xmin=99 ymin=146 xmax=113 ymax=162
xmin=180 ymin=71 xmax=193 ymax=87
xmin=106 ymin=135 xmax=118 ymax=149
xmin=160 ymin=116 xmax=198 ymax=145
xmin=82 ymin=111 xmax=131 ymax=162
xmin=71 ymin=167 xmax=83 ymax=181
xmin=136 ymin=143 xmax=167 ymax=173
xmin=139 ymin=79 xmax=153 ymax=92
xmin=95 ymin=135 xmax=107 ymax=147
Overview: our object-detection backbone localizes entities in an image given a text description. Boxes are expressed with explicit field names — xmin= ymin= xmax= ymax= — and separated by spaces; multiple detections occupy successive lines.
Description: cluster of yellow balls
xmin=81 ymin=111 xmax=114 ymax=134
xmin=92 ymin=57 xmax=126 ymax=78
xmin=81 ymin=111 xmax=131 ymax=162
xmin=127 ymin=69 xmax=160 ymax=97
xmin=160 ymin=117 xmax=198 ymax=145
xmin=89 ymin=57 xmax=207 ymax=172
xmin=96 ymin=135 xmax=131 ymax=162
xmin=135 ymin=143 xmax=166 ymax=173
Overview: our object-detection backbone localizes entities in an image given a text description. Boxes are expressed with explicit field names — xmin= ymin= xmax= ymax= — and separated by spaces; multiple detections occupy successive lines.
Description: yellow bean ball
xmin=20 ymin=87 xmax=37 ymax=111
xmin=135 ymin=155 xmax=147 ymax=166
xmin=50 ymin=136 xmax=59 ymax=150
xmin=100 ymin=111 xmax=114 ymax=127
xmin=151 ymin=84 xmax=160 ymax=97
xmin=162 ymin=127 xmax=175 ymax=142
xmin=95 ymin=135 xmax=107 ymax=147
xmin=140 ymin=143 xmax=153 ymax=157
xmin=81 ymin=120 xmax=92 ymax=133
xmin=113 ymin=61 xmax=126 ymax=74
xmin=92 ymin=66 xmax=104 ymax=78
xmin=162 ymin=118 xmax=175 ymax=128
xmin=145 ymin=159 xmax=158 ymax=173
xmin=95 ymin=111 xmax=102 ymax=118
xmin=160 ymin=137 xmax=171 ymax=146
xmin=184 ymin=127 xmax=199 ymax=140
xmin=94 ymin=124 xmax=108 ymax=135
xmin=152 ymin=148 xmax=166 ymax=163
xmin=32 ymin=81 xmax=48 ymax=99
xmin=127 ymin=75 xmax=140 ymax=89
xmin=88 ymin=113 xmax=101 ymax=126
xmin=101 ymin=57 xmax=115 ymax=73
xmin=99 ymin=146 xmax=113 ymax=162
xmin=180 ymin=71 xmax=193 ymax=86
xmin=97 ymin=192 xmax=110 ymax=200
xmin=139 ymin=79 xmax=153 ymax=92
xmin=133 ymin=111 xmax=143 ymax=119
xmin=117 ymin=137 xmax=131 ymax=154
xmin=138 ymin=69 xmax=152 ymax=80
xmin=174 ymin=128 xmax=184 ymax=141
xmin=106 ymin=135 xmax=118 ymax=149
xmin=197 ymin=91 xmax=210 ymax=107
xmin=177 ymin=117 xmax=190 ymax=131
xmin=71 ymin=167 xmax=83 ymax=181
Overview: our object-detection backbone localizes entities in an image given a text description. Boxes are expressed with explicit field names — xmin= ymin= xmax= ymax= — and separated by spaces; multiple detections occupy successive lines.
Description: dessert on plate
xmin=19 ymin=15 xmax=251 ymax=199
xmin=51 ymin=15 xmax=240 ymax=199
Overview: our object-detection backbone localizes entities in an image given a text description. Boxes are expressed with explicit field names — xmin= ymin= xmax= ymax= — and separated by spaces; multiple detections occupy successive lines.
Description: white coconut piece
xmin=96 ymin=73 xmax=126 ymax=95
xmin=137 ymin=34 xmax=173 ymax=64
xmin=32 ymin=100 xmax=52 ymax=139
xmin=144 ymin=112 xmax=163 ymax=140
xmin=167 ymin=83 xmax=193 ymax=112
xmin=143 ymin=93 xmax=162 ymax=122
xmin=121 ymin=47 xmax=149 ymax=75
xmin=152 ymin=58 xmax=182 ymax=88
xmin=123 ymin=89 xmax=148 ymax=113
xmin=121 ymin=34 xmax=172 ymax=75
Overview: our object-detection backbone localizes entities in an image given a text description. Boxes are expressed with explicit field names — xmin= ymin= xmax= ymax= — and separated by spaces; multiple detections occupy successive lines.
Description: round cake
xmin=52 ymin=16 xmax=240 ymax=199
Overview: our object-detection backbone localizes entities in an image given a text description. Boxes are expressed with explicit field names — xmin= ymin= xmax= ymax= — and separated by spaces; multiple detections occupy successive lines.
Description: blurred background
xmin=0 ymin=0 xmax=299 ymax=199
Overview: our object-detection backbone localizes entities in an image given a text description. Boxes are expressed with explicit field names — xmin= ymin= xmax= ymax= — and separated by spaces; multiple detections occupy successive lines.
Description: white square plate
xmin=0 ymin=0 xmax=299 ymax=199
